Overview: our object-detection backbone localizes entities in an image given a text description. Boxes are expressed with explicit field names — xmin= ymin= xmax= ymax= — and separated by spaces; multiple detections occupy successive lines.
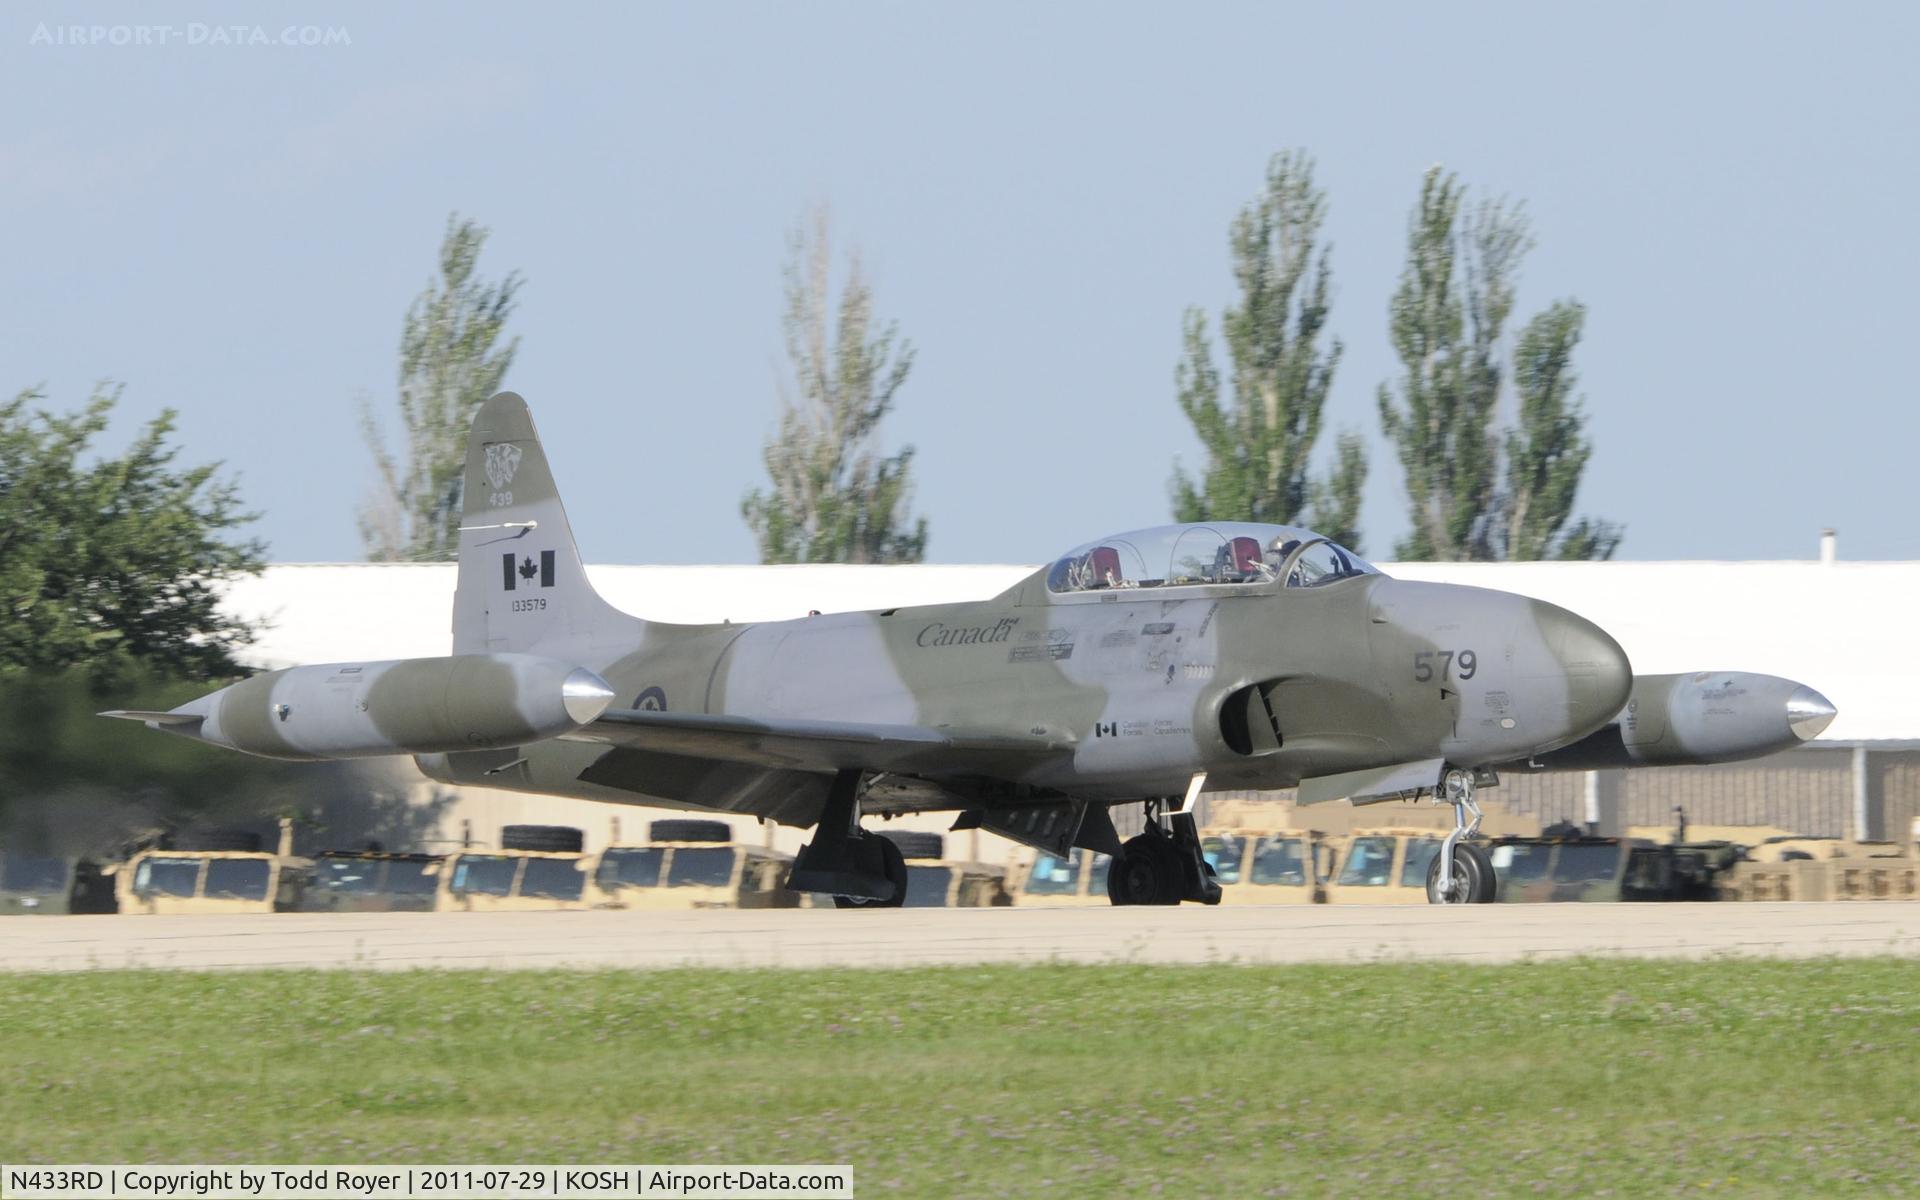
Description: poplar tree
xmin=742 ymin=208 xmax=927 ymax=564
xmin=1173 ymin=151 xmax=1366 ymax=547
xmin=1500 ymin=301 xmax=1622 ymax=559
xmin=360 ymin=215 xmax=522 ymax=562
xmin=1378 ymin=167 xmax=1618 ymax=560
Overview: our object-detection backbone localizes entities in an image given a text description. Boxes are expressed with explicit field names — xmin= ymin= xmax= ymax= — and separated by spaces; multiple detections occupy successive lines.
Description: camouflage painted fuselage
xmin=416 ymin=393 xmax=1632 ymax=829
xmin=119 ymin=392 xmax=1833 ymax=839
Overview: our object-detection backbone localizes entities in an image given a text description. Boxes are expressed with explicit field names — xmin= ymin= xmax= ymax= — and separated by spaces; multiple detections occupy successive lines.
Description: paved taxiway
xmin=3 ymin=903 xmax=1916 ymax=971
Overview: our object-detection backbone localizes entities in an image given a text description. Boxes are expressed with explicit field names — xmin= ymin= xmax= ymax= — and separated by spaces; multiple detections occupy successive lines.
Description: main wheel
xmin=1426 ymin=842 xmax=1498 ymax=904
xmin=832 ymin=834 xmax=909 ymax=908
xmin=1107 ymin=835 xmax=1184 ymax=906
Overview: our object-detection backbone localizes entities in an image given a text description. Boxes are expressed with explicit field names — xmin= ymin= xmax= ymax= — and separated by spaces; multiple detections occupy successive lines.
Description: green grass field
xmin=3 ymin=960 xmax=1916 ymax=1197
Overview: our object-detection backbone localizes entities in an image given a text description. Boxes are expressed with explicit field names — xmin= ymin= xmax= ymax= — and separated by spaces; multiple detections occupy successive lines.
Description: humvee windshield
xmin=667 ymin=848 xmax=736 ymax=888
xmin=1047 ymin=523 xmax=1376 ymax=594
xmin=1555 ymin=843 xmax=1621 ymax=883
xmin=452 ymin=855 xmax=516 ymax=896
xmin=520 ymin=857 xmax=584 ymax=900
xmin=1400 ymin=839 xmax=1442 ymax=887
xmin=2 ymin=855 xmax=68 ymax=892
xmin=904 ymin=866 xmax=953 ymax=907
xmin=138 ymin=856 xmax=202 ymax=897
xmin=597 ymin=848 xmax=664 ymax=889
xmin=313 ymin=858 xmax=377 ymax=893
xmin=384 ymin=860 xmax=438 ymax=895
xmin=1026 ymin=851 xmax=1083 ymax=895
xmin=1250 ymin=836 xmax=1308 ymax=885
xmin=1492 ymin=843 xmax=1553 ymax=882
xmin=1337 ymin=837 xmax=1397 ymax=886
xmin=1202 ymin=835 xmax=1247 ymax=884
xmin=204 ymin=858 xmax=270 ymax=901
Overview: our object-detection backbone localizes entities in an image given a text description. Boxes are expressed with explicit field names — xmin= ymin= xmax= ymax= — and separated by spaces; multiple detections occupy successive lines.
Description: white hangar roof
xmin=221 ymin=558 xmax=1920 ymax=744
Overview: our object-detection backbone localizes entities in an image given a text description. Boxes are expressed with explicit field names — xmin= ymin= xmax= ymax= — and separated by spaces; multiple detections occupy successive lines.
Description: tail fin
xmin=452 ymin=392 xmax=639 ymax=656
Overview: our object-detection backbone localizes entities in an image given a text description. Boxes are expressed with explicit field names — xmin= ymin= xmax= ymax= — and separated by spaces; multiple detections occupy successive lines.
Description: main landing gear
xmin=785 ymin=770 xmax=908 ymax=908
xmin=1107 ymin=800 xmax=1222 ymax=906
xmin=1427 ymin=765 xmax=1498 ymax=904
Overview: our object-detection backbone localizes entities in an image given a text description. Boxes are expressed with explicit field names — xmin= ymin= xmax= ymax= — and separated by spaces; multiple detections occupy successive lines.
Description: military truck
xmin=116 ymin=850 xmax=305 ymax=914
xmin=1720 ymin=836 xmax=1916 ymax=902
xmin=113 ymin=826 xmax=310 ymax=915
xmin=876 ymin=830 xmax=1012 ymax=907
xmin=1014 ymin=848 xmax=1114 ymax=905
xmin=1481 ymin=834 xmax=1741 ymax=902
xmin=591 ymin=819 xmax=800 ymax=910
xmin=296 ymin=851 xmax=444 ymax=912
xmin=1197 ymin=828 xmax=1335 ymax=904
xmin=1320 ymin=827 xmax=1446 ymax=904
xmin=0 ymin=852 xmax=115 ymax=914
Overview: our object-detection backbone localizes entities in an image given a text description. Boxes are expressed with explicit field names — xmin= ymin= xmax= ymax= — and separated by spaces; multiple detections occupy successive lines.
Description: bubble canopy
xmin=1045 ymin=523 xmax=1378 ymax=595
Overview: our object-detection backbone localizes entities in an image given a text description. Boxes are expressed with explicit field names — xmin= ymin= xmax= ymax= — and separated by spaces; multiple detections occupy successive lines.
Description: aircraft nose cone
xmin=561 ymin=668 xmax=617 ymax=724
xmin=1533 ymin=601 xmax=1633 ymax=738
xmin=1786 ymin=685 xmax=1838 ymax=740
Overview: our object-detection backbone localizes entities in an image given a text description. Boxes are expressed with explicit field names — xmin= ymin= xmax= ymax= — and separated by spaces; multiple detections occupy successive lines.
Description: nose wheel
xmin=1429 ymin=766 xmax=1498 ymax=904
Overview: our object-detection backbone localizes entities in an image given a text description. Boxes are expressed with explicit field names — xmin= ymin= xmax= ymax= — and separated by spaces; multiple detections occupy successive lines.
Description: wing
xmin=564 ymin=707 xmax=1072 ymax=777
xmin=98 ymin=709 xmax=206 ymax=728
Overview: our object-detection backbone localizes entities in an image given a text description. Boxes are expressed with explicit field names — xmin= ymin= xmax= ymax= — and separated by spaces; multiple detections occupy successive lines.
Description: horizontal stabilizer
xmin=1297 ymin=757 xmax=1445 ymax=806
xmin=97 ymin=709 xmax=204 ymax=728
xmin=568 ymin=708 xmax=1068 ymax=775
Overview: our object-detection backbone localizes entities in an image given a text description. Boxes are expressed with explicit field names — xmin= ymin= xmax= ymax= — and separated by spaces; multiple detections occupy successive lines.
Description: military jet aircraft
xmin=107 ymin=393 xmax=1837 ymax=906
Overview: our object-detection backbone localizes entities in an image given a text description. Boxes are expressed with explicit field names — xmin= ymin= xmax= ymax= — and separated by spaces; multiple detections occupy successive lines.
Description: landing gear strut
xmin=1427 ymin=766 xmax=1497 ymax=904
xmin=1107 ymin=800 xmax=1223 ymax=906
xmin=785 ymin=769 xmax=907 ymax=907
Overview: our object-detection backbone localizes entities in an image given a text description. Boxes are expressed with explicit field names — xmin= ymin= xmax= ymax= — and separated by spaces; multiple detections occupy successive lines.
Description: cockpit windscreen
xmin=1046 ymin=523 xmax=1376 ymax=594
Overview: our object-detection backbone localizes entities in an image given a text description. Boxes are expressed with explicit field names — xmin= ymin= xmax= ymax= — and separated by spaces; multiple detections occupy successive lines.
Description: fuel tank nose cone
xmin=562 ymin=667 xmax=617 ymax=724
xmin=1534 ymin=601 xmax=1634 ymax=739
xmin=1786 ymin=686 xmax=1838 ymax=740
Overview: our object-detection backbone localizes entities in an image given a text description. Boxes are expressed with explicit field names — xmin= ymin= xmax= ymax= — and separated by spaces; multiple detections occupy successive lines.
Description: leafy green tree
xmin=1499 ymin=301 xmax=1622 ymax=560
xmin=0 ymin=384 xmax=290 ymax=848
xmin=1308 ymin=431 xmax=1369 ymax=551
xmin=360 ymin=214 xmax=522 ymax=562
xmin=1378 ymin=167 xmax=1618 ymax=560
xmin=1174 ymin=151 xmax=1364 ymax=539
xmin=743 ymin=208 xmax=927 ymax=564
xmin=0 ymin=384 xmax=263 ymax=680
xmin=1376 ymin=168 xmax=1528 ymax=560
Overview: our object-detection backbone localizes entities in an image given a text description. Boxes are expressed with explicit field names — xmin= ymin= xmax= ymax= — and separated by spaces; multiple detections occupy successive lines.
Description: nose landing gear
xmin=1428 ymin=765 xmax=1498 ymax=904
xmin=1107 ymin=800 xmax=1223 ymax=906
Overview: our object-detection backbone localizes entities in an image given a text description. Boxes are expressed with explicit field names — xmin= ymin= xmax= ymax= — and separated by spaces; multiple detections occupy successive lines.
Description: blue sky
xmin=4 ymin=1 xmax=1915 ymax=564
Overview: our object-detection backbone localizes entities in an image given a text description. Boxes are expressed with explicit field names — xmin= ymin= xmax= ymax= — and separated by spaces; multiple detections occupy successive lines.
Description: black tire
xmin=500 ymin=824 xmax=584 ymax=853
xmin=833 ymin=834 xmax=908 ymax=908
xmin=1426 ymin=842 xmax=1497 ymax=904
xmin=173 ymin=829 xmax=263 ymax=853
xmin=1107 ymin=835 xmax=1184 ymax=906
xmin=648 ymin=819 xmax=732 ymax=844
xmin=1459 ymin=841 xmax=1498 ymax=903
xmin=878 ymin=830 xmax=945 ymax=861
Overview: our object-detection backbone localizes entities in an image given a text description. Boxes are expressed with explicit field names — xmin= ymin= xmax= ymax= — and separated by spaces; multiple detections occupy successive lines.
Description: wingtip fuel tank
xmin=101 ymin=653 xmax=614 ymax=761
xmin=1502 ymin=671 xmax=1837 ymax=771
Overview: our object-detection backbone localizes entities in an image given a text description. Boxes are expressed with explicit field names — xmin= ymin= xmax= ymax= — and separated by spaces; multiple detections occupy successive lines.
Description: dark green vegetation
xmin=0 ymin=387 xmax=291 ymax=846
xmin=0 ymin=385 xmax=262 ymax=681
xmin=5 ymin=960 xmax=1914 ymax=1197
